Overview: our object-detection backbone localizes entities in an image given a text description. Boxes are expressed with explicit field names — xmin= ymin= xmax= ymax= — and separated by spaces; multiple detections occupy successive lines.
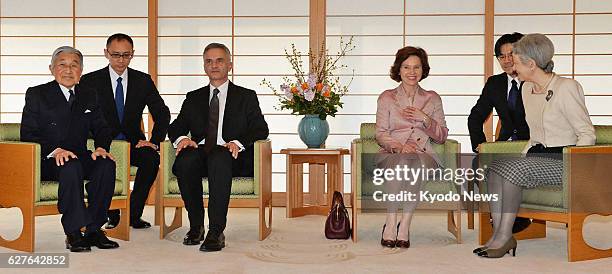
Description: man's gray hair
xmin=203 ymin=42 xmax=231 ymax=59
xmin=513 ymin=33 xmax=555 ymax=73
xmin=50 ymin=46 xmax=83 ymax=68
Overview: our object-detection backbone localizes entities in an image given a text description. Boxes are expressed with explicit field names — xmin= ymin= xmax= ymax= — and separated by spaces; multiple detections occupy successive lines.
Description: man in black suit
xmin=80 ymin=33 xmax=170 ymax=229
xmin=168 ymin=43 xmax=269 ymax=252
xmin=20 ymin=46 xmax=119 ymax=252
xmin=467 ymin=32 xmax=531 ymax=233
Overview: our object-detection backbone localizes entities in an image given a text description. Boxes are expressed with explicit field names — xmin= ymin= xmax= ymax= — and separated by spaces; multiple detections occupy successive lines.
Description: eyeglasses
xmin=107 ymin=51 xmax=134 ymax=60
xmin=497 ymin=53 xmax=513 ymax=60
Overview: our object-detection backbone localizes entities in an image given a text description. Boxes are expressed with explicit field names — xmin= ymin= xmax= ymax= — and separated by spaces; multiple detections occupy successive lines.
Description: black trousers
xmin=172 ymin=145 xmax=245 ymax=232
xmin=41 ymin=154 xmax=116 ymax=235
xmin=108 ymin=146 xmax=159 ymax=222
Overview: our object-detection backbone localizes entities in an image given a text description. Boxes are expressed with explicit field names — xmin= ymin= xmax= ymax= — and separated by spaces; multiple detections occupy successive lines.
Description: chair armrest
xmin=440 ymin=139 xmax=460 ymax=170
xmin=254 ymin=139 xmax=271 ymax=196
xmin=566 ymin=145 xmax=612 ymax=214
xmin=478 ymin=141 xmax=528 ymax=154
xmin=0 ymin=141 xmax=39 ymax=206
xmin=160 ymin=140 xmax=176 ymax=196
xmin=87 ymin=139 xmax=130 ymax=196
xmin=351 ymin=138 xmax=364 ymax=198
xmin=110 ymin=140 xmax=130 ymax=196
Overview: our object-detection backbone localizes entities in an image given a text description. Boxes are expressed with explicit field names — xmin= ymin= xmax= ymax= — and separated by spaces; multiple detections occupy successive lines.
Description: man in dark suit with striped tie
xmin=20 ymin=46 xmax=119 ymax=252
xmin=167 ymin=43 xmax=269 ymax=252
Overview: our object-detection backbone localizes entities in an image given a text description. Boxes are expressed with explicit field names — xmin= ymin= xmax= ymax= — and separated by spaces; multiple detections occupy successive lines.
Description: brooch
xmin=545 ymin=90 xmax=554 ymax=101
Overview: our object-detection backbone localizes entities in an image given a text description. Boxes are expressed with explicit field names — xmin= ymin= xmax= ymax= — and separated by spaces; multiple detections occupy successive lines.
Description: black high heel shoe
xmin=478 ymin=237 xmax=517 ymax=258
xmin=395 ymin=222 xmax=410 ymax=248
xmin=473 ymin=246 xmax=487 ymax=254
xmin=380 ymin=224 xmax=396 ymax=248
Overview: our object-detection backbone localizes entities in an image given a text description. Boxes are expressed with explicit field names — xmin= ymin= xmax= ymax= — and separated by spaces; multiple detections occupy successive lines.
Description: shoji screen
xmin=1 ymin=0 xmax=73 ymax=123
xmin=0 ymin=0 xmax=148 ymax=123
xmin=157 ymin=0 xmax=310 ymax=192
xmin=574 ymin=0 xmax=612 ymax=125
xmin=495 ymin=0 xmax=612 ymax=131
xmin=327 ymin=0 xmax=485 ymax=155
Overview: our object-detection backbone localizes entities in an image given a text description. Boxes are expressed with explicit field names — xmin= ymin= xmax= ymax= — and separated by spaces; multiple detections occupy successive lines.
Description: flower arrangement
xmin=261 ymin=37 xmax=355 ymax=120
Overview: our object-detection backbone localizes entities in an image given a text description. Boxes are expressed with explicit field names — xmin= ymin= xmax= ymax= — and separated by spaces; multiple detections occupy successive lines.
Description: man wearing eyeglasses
xmin=80 ymin=33 xmax=170 ymax=230
xmin=468 ymin=32 xmax=532 ymax=233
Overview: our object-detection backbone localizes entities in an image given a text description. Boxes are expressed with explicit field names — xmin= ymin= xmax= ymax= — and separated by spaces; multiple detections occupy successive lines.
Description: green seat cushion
xmin=595 ymin=125 xmax=612 ymax=144
xmin=521 ymin=184 xmax=565 ymax=212
xmin=38 ymin=180 xmax=126 ymax=202
xmin=166 ymin=177 xmax=255 ymax=196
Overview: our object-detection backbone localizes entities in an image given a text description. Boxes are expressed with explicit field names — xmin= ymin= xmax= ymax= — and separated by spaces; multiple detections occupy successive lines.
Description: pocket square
xmin=84 ymin=109 xmax=92 ymax=113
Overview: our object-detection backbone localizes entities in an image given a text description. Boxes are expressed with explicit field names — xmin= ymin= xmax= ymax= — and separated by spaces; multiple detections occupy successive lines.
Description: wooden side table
xmin=280 ymin=148 xmax=349 ymax=218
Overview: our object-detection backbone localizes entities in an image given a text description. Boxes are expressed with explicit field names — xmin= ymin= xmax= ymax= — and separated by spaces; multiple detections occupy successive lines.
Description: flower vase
xmin=298 ymin=114 xmax=329 ymax=148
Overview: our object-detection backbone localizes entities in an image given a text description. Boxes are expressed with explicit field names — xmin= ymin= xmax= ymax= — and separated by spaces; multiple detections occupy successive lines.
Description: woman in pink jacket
xmin=376 ymin=46 xmax=449 ymax=248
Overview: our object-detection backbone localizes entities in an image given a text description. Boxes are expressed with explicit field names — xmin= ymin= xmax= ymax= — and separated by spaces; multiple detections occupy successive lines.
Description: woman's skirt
xmin=484 ymin=145 xmax=565 ymax=188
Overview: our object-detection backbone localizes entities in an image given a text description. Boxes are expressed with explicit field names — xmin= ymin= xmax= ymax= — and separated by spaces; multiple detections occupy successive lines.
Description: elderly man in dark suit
xmin=467 ymin=32 xmax=531 ymax=234
xmin=80 ymin=33 xmax=170 ymax=229
xmin=168 ymin=43 xmax=269 ymax=252
xmin=20 ymin=46 xmax=119 ymax=252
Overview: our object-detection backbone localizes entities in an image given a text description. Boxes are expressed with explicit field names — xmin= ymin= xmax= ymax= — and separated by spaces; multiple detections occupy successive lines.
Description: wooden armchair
xmin=477 ymin=125 xmax=612 ymax=262
xmin=0 ymin=123 xmax=131 ymax=252
xmin=156 ymin=139 xmax=272 ymax=241
xmin=350 ymin=123 xmax=465 ymax=243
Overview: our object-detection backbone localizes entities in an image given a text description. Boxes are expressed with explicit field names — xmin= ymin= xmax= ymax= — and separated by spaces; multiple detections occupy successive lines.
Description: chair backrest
xmin=595 ymin=125 xmax=612 ymax=144
xmin=0 ymin=123 xmax=20 ymax=141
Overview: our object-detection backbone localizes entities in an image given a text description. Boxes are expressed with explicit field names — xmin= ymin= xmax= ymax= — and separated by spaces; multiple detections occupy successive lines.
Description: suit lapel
xmin=222 ymin=82 xmax=238 ymax=138
xmin=71 ymin=84 xmax=88 ymax=115
xmin=202 ymin=85 xmax=211 ymax=133
xmin=496 ymin=73 xmax=512 ymax=118
xmin=48 ymin=81 xmax=70 ymax=109
xmin=124 ymin=68 xmax=137 ymax=117
xmin=48 ymin=81 xmax=72 ymax=136
xmin=101 ymin=67 xmax=121 ymax=125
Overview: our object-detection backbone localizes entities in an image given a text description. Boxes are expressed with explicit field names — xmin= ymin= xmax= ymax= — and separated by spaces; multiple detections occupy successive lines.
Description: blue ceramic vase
xmin=298 ymin=114 xmax=329 ymax=148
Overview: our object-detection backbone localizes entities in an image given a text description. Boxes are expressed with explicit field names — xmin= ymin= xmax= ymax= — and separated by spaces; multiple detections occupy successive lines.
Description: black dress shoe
xmin=512 ymin=217 xmax=532 ymax=234
xmin=85 ymin=229 xmax=119 ymax=249
xmin=65 ymin=232 xmax=91 ymax=253
xmin=105 ymin=210 xmax=120 ymax=229
xmin=183 ymin=225 xmax=205 ymax=245
xmin=130 ymin=218 xmax=151 ymax=229
xmin=199 ymin=230 xmax=225 ymax=252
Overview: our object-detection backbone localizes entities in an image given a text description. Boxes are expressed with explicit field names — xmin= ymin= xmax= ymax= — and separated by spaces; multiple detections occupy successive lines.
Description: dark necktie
xmin=115 ymin=77 xmax=126 ymax=140
xmin=508 ymin=79 xmax=519 ymax=140
xmin=508 ymin=79 xmax=519 ymax=111
xmin=68 ymin=89 xmax=75 ymax=107
xmin=204 ymin=88 xmax=220 ymax=152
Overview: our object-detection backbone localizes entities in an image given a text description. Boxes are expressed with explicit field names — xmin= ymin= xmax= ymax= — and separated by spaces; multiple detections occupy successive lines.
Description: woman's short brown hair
xmin=389 ymin=46 xmax=430 ymax=82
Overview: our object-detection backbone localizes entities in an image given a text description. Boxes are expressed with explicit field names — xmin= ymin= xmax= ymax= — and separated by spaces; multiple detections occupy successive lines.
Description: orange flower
xmin=301 ymin=82 xmax=309 ymax=90
xmin=315 ymin=83 xmax=324 ymax=92
xmin=290 ymin=86 xmax=298 ymax=94
xmin=323 ymin=90 xmax=331 ymax=97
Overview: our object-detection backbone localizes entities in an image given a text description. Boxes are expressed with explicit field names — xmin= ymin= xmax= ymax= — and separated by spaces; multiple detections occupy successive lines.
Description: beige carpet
xmin=1 ymin=206 xmax=611 ymax=273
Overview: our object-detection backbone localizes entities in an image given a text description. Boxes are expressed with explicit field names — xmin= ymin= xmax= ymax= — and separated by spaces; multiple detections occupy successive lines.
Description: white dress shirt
xmin=109 ymin=65 xmax=128 ymax=103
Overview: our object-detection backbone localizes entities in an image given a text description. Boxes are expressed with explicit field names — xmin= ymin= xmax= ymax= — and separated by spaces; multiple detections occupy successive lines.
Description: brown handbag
xmin=325 ymin=191 xmax=352 ymax=239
